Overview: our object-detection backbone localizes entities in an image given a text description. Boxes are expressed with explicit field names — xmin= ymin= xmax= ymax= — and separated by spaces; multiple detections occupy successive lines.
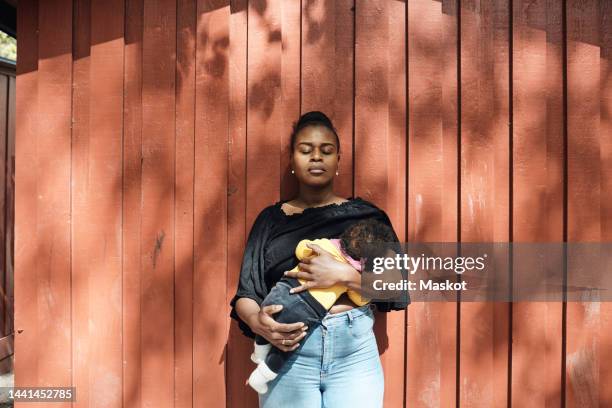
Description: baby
xmin=247 ymin=218 xmax=396 ymax=394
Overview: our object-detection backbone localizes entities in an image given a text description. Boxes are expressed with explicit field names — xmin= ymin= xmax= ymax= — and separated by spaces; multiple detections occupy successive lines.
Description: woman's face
xmin=291 ymin=125 xmax=340 ymax=188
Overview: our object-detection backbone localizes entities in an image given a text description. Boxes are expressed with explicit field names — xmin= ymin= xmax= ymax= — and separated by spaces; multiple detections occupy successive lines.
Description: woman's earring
xmin=336 ymin=171 xmax=339 ymax=176
xmin=291 ymin=169 xmax=295 ymax=174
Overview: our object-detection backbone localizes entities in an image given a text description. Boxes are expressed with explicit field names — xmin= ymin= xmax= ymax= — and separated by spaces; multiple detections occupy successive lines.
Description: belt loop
xmin=347 ymin=310 xmax=353 ymax=327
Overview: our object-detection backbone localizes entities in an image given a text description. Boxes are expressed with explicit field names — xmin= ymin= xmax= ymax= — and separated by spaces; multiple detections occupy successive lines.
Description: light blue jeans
xmin=258 ymin=303 xmax=384 ymax=408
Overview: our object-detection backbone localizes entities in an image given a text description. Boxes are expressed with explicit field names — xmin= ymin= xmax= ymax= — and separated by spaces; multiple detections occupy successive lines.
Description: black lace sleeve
xmin=368 ymin=207 xmax=411 ymax=312
xmin=229 ymin=206 xmax=275 ymax=339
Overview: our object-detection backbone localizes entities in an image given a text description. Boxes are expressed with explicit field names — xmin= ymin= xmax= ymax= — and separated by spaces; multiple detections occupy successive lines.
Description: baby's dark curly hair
xmin=339 ymin=219 xmax=396 ymax=261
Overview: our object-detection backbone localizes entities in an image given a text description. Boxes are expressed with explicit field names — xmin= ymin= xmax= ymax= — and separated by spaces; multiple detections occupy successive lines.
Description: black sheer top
xmin=229 ymin=196 xmax=410 ymax=339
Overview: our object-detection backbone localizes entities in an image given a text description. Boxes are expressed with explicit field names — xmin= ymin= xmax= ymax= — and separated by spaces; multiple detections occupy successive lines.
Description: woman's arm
xmin=284 ymin=243 xmax=361 ymax=293
xmin=230 ymin=206 xmax=310 ymax=345
xmin=285 ymin=243 xmax=403 ymax=301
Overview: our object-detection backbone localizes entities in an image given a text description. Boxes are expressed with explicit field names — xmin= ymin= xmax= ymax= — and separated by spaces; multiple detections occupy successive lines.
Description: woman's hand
xmin=246 ymin=304 xmax=309 ymax=352
xmin=284 ymin=243 xmax=357 ymax=294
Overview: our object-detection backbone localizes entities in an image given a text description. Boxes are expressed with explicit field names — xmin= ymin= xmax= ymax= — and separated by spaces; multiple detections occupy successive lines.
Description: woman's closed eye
xmin=298 ymin=145 xmax=335 ymax=155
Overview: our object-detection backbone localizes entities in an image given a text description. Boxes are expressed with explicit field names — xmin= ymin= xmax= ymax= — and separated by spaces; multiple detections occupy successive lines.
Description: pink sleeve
xmin=329 ymin=238 xmax=362 ymax=272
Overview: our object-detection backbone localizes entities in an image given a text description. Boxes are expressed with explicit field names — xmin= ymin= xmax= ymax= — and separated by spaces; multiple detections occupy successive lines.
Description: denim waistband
xmin=321 ymin=303 xmax=375 ymax=326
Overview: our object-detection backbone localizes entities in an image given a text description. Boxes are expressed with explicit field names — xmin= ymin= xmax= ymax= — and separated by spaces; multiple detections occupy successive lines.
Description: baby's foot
xmin=246 ymin=362 xmax=278 ymax=394
xmin=250 ymin=342 xmax=271 ymax=364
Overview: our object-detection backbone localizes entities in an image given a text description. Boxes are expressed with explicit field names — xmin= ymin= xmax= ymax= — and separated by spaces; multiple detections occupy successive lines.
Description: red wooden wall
xmin=15 ymin=0 xmax=612 ymax=407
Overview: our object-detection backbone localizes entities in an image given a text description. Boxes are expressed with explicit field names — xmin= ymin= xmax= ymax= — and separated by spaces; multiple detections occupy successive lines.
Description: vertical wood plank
xmin=511 ymin=0 xmax=564 ymax=406
xmin=122 ymin=0 xmax=144 ymax=407
xmin=0 ymin=75 xmax=8 ymax=336
xmin=301 ymin=0 xmax=354 ymax=198
xmin=226 ymin=0 xmax=250 ymax=406
xmin=247 ymin=0 xmax=282 ymax=219
xmin=14 ymin=0 xmax=39 ymax=389
xmin=385 ymin=1 xmax=407 ymax=405
xmin=92 ymin=0 xmax=124 ymax=407
xmin=600 ymin=0 xmax=612 ymax=406
xmin=36 ymin=0 xmax=73 ymax=397
xmin=141 ymin=0 xmax=176 ymax=406
xmin=5 ymin=75 xmax=15 ymax=337
xmin=175 ymin=0 xmax=196 ymax=407
xmin=354 ymin=2 xmax=388 ymax=204
xmin=279 ymin=0 xmax=300 ymax=201
xmin=355 ymin=1 xmax=406 ymax=407
xmin=460 ymin=0 xmax=510 ymax=406
xmin=71 ymin=0 xmax=91 ymax=405
xmin=407 ymin=0 xmax=459 ymax=406
xmin=193 ymin=1 xmax=229 ymax=407
xmin=566 ymin=0 xmax=605 ymax=406
xmin=241 ymin=0 xmax=283 ymax=403
xmin=439 ymin=2 xmax=459 ymax=406
xmin=83 ymin=1 xmax=125 ymax=406
xmin=16 ymin=0 xmax=76 ymax=398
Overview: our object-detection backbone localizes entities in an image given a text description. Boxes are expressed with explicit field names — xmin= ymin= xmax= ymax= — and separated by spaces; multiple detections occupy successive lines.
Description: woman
xmin=229 ymin=111 xmax=409 ymax=407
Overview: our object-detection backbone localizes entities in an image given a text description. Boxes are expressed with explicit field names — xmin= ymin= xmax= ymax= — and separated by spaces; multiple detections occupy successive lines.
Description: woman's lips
xmin=308 ymin=168 xmax=326 ymax=175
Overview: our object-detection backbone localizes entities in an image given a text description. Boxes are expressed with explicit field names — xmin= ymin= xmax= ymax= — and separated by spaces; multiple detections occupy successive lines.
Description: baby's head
xmin=339 ymin=219 xmax=396 ymax=262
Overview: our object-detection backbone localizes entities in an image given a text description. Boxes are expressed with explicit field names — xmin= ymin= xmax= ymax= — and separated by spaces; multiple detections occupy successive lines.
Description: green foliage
xmin=0 ymin=31 xmax=16 ymax=61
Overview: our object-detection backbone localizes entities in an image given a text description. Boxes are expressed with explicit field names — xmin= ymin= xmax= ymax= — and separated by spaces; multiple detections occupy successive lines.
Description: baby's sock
xmin=247 ymin=362 xmax=278 ymax=394
xmin=250 ymin=341 xmax=271 ymax=364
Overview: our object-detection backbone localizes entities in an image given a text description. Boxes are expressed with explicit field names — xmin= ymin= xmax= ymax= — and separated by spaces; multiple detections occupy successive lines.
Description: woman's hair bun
xmin=290 ymin=111 xmax=340 ymax=153
xmin=296 ymin=111 xmax=334 ymax=129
